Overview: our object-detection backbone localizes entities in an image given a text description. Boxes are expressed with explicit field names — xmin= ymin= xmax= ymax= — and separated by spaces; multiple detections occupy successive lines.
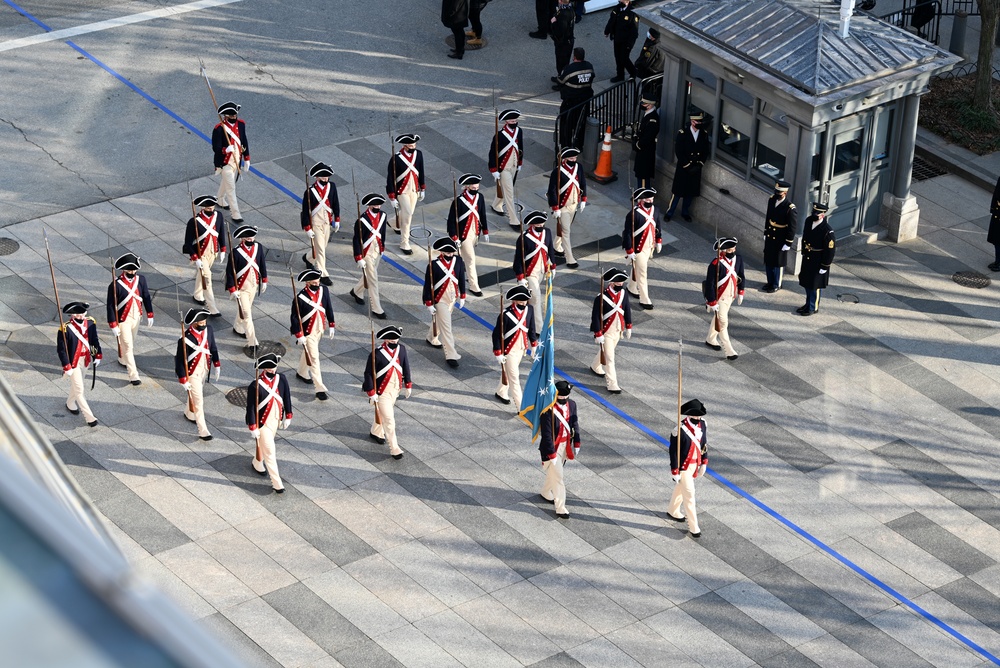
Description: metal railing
xmin=554 ymin=73 xmax=664 ymax=154
xmin=876 ymin=0 xmax=978 ymax=45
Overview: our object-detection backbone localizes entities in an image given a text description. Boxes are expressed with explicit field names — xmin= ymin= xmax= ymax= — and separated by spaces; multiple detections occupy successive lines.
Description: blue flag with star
xmin=519 ymin=272 xmax=556 ymax=441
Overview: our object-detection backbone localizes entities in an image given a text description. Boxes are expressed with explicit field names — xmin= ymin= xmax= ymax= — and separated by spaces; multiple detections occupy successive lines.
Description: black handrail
xmin=553 ymin=73 xmax=664 ymax=155
xmin=875 ymin=0 xmax=978 ymax=45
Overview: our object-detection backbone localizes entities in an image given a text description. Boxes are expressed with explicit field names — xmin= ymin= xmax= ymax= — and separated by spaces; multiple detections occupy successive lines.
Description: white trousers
xmin=396 ymin=189 xmax=418 ymax=251
xmin=353 ymin=246 xmax=383 ymax=314
xmin=459 ymin=234 xmax=481 ymax=293
xmin=216 ymin=164 xmax=243 ymax=220
xmin=667 ymin=467 xmax=701 ymax=534
xmin=296 ymin=327 xmax=328 ymax=393
xmin=310 ymin=214 xmax=332 ymax=278
xmin=183 ymin=361 xmax=211 ymax=438
xmin=628 ymin=245 xmax=654 ymax=306
xmin=66 ymin=357 xmax=96 ymax=423
xmin=252 ymin=409 xmax=284 ymax=490
xmin=541 ymin=443 xmax=568 ymax=515
xmin=117 ymin=307 xmax=141 ymax=382
xmin=371 ymin=377 xmax=403 ymax=456
xmin=495 ymin=344 xmax=526 ymax=411
xmin=233 ymin=275 xmax=259 ymax=346
xmin=590 ymin=322 xmax=623 ymax=391
xmin=193 ymin=246 xmax=219 ymax=314
xmin=491 ymin=163 xmax=519 ymax=228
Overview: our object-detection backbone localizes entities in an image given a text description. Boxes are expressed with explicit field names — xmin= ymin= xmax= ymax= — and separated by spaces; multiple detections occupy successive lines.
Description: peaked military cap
xmin=217 ymin=101 xmax=240 ymax=115
xmin=681 ymin=398 xmax=707 ymax=416
xmin=377 ymin=325 xmax=402 ymax=340
xmin=560 ymin=147 xmax=581 ymax=159
xmin=297 ymin=268 xmax=322 ymax=283
xmin=714 ymin=236 xmax=738 ymax=251
xmin=774 ymin=180 xmax=791 ymax=192
xmin=603 ymin=267 xmax=628 ymax=283
xmin=812 ymin=202 xmax=830 ymax=214
xmin=640 ymin=97 xmax=657 ymax=106
xmin=458 ymin=173 xmax=482 ymax=186
xmin=114 ymin=253 xmax=141 ymax=271
xmin=309 ymin=162 xmax=333 ymax=178
xmin=633 ymin=187 xmax=656 ymax=201
xmin=498 ymin=109 xmax=521 ymax=121
xmin=523 ymin=210 xmax=548 ymax=226
xmin=184 ymin=307 xmax=211 ymax=325
xmin=233 ymin=225 xmax=258 ymax=239
xmin=395 ymin=133 xmax=420 ymax=145
xmin=63 ymin=301 xmax=89 ymax=315
xmin=193 ymin=195 xmax=218 ymax=208
xmin=506 ymin=285 xmax=531 ymax=301
xmin=361 ymin=193 xmax=386 ymax=207
xmin=432 ymin=237 xmax=458 ymax=253
xmin=255 ymin=353 xmax=281 ymax=370
xmin=555 ymin=380 xmax=573 ymax=396
xmin=689 ymin=111 xmax=705 ymax=121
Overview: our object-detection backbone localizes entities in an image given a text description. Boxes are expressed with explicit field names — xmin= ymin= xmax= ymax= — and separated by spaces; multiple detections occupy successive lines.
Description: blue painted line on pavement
xmin=10 ymin=1 xmax=998 ymax=661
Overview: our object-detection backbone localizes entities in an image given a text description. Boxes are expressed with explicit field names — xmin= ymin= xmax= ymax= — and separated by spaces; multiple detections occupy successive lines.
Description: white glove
xmin=553 ymin=209 xmax=562 ymax=219
xmin=242 ymin=160 xmax=250 ymax=174
xmin=391 ymin=199 xmax=400 ymax=210
xmin=111 ymin=326 xmax=121 ymax=337
xmin=579 ymin=202 xmax=586 ymax=211
xmin=307 ymin=229 xmax=315 ymax=239
xmin=64 ymin=368 xmax=74 ymax=377
xmin=656 ymin=243 xmax=662 ymax=253
xmin=195 ymin=259 xmax=204 ymax=269
xmin=517 ymin=165 xmax=522 ymax=172
xmin=281 ymin=418 xmax=290 ymax=430
xmin=296 ymin=336 xmax=305 ymax=346
xmin=595 ymin=335 xmax=605 ymax=344
xmin=458 ymin=299 xmax=465 ymax=309
xmin=404 ymin=387 xmax=411 ymax=399
xmin=819 ymin=269 xmax=827 ymax=275
xmin=737 ymin=295 xmax=744 ymax=305
xmin=182 ymin=381 xmax=192 ymax=391
xmin=147 ymin=317 xmax=154 ymax=328
xmin=626 ymin=253 xmax=636 ymax=262
xmin=250 ymin=428 xmax=261 ymax=439
xmin=625 ymin=329 xmax=632 ymax=340
xmin=498 ymin=354 xmax=507 ymax=364
xmin=492 ymin=172 xmax=499 ymax=182
xmin=357 ymin=259 xmax=366 ymax=268
xmin=224 ymin=146 xmax=234 ymax=155
xmin=484 ymin=234 xmax=490 ymax=243
xmin=218 ymin=252 xmax=226 ymax=263
xmin=418 ymin=191 xmax=425 ymax=202
xmin=230 ymin=291 xmax=237 ymax=301
xmin=671 ymin=474 xmax=681 ymax=483
xmin=708 ymin=303 xmax=719 ymax=313
xmin=260 ymin=283 xmax=267 ymax=294
xmin=428 ymin=305 xmax=437 ymax=315
xmin=696 ymin=464 xmax=707 ymax=478
xmin=94 ymin=359 xmax=101 ymax=367
xmin=369 ymin=394 xmax=379 ymax=404
xmin=212 ymin=366 xmax=220 ymax=382
xmin=518 ymin=279 xmax=528 ymax=287
xmin=550 ymin=268 xmax=556 ymax=280
xmin=334 ymin=221 xmax=340 ymax=233
xmin=214 ymin=167 xmax=223 ymax=176
xmin=328 ymin=329 xmax=335 ymax=340
xmin=781 ymin=244 xmax=791 ymax=251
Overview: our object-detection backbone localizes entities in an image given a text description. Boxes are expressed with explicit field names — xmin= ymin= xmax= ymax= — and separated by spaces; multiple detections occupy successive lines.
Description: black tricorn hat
xmin=499 ymin=109 xmax=521 ymax=121
xmin=555 ymin=380 xmax=573 ymax=396
xmin=193 ymin=195 xmax=217 ymax=208
xmin=310 ymin=162 xmax=333 ymax=178
xmin=394 ymin=133 xmax=420 ymax=144
xmin=233 ymin=225 xmax=258 ymax=239
xmin=377 ymin=325 xmax=402 ymax=340
xmin=681 ymin=399 xmax=707 ymax=416
xmin=297 ymin=268 xmax=322 ymax=283
xmin=217 ymin=101 xmax=240 ymax=115
xmin=603 ymin=267 xmax=628 ymax=283
xmin=255 ymin=353 xmax=281 ymax=370
xmin=633 ymin=187 xmax=656 ymax=201
xmin=458 ymin=173 xmax=482 ymax=186
xmin=433 ymin=237 xmax=458 ymax=253
xmin=523 ymin=210 xmax=548 ymax=226
xmin=184 ymin=307 xmax=211 ymax=325
xmin=714 ymin=236 xmax=738 ymax=252
xmin=362 ymin=193 xmax=386 ymax=207
xmin=63 ymin=301 xmax=89 ymax=315
xmin=505 ymin=285 xmax=531 ymax=301
xmin=114 ymin=253 xmax=141 ymax=271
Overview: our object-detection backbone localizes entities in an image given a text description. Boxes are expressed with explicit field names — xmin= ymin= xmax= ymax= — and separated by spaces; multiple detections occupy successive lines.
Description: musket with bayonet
xmin=108 ymin=237 xmax=122 ymax=359
xmin=301 ymin=140 xmax=319 ymax=262
xmin=189 ymin=191 xmax=209 ymax=292
xmin=175 ymin=286 xmax=196 ymax=415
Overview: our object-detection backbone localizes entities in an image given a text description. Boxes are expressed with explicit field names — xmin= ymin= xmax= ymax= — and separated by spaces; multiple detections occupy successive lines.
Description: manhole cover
xmin=410 ymin=226 xmax=433 ymax=241
xmin=912 ymin=155 xmax=947 ymax=181
xmin=242 ymin=340 xmax=287 ymax=359
xmin=226 ymin=387 xmax=248 ymax=408
xmin=837 ymin=293 xmax=860 ymax=303
xmin=444 ymin=35 xmax=488 ymax=50
xmin=0 ymin=238 xmax=20 ymax=256
xmin=953 ymin=271 xmax=991 ymax=289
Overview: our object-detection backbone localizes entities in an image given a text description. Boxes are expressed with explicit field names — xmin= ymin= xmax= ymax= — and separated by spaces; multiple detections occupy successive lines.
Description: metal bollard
xmin=949 ymin=10 xmax=968 ymax=59
xmin=582 ymin=117 xmax=601 ymax=170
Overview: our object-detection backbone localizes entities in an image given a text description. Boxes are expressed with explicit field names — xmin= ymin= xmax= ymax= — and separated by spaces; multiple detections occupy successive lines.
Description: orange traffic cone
xmin=591 ymin=125 xmax=618 ymax=184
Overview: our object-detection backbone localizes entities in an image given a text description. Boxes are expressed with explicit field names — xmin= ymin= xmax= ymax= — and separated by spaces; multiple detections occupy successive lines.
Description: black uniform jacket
xmin=798 ymin=217 xmax=836 ymax=290
xmin=763 ymin=195 xmax=798 ymax=267
xmin=290 ymin=285 xmax=336 ymax=337
xmin=107 ymin=274 xmax=154 ymax=326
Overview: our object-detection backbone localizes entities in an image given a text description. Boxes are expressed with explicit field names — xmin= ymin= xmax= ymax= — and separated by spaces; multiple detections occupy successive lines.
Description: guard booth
xmin=634 ymin=0 xmax=960 ymax=254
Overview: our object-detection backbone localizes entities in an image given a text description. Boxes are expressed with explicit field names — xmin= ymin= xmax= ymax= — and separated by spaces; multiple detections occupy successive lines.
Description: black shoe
xmin=727 ymin=354 xmax=739 ymax=361
xmin=193 ymin=298 xmax=207 ymax=306
xmin=392 ymin=453 xmax=404 ymax=460
xmin=627 ymin=290 xmax=640 ymax=299
xmin=393 ymin=227 xmax=401 ymax=235
xmin=220 ymin=205 xmax=230 ymax=211
xmin=252 ymin=462 xmax=267 ymax=476
xmin=232 ymin=218 xmax=245 ymax=224
xmin=551 ymin=85 xmax=561 ymax=91
xmin=426 ymin=339 xmax=443 ymax=349
xmin=608 ymin=389 xmax=622 ymax=395
xmin=447 ymin=52 xmax=463 ymax=60
xmin=350 ymin=289 xmax=365 ymax=305
xmin=401 ymin=248 xmax=413 ymax=255
xmin=302 ymin=253 xmax=314 ymax=267
xmin=762 ymin=286 xmax=777 ymax=294
xmin=528 ymin=30 xmax=547 ymax=39
xmin=553 ymin=249 xmax=566 ymax=258
xmin=664 ymin=214 xmax=673 ymax=222
xmin=372 ymin=311 xmax=387 ymax=320
xmin=556 ymin=512 xmax=570 ymax=519
xmin=369 ymin=433 xmax=386 ymax=445
xmin=990 ymin=262 xmax=1000 ymax=272
xmin=233 ymin=327 xmax=247 ymax=339
xmin=795 ymin=305 xmax=810 ymax=314
xmin=200 ymin=434 xmax=213 ymax=441
xmin=610 ymin=75 xmax=625 ymax=83
xmin=640 ymin=303 xmax=653 ymax=310
xmin=760 ymin=284 xmax=773 ymax=292
xmin=469 ymin=290 xmax=483 ymax=297
xmin=67 ymin=405 xmax=81 ymax=415
xmin=295 ymin=372 xmax=312 ymax=384
xmin=666 ymin=513 xmax=686 ymax=523
xmin=704 ymin=342 xmax=722 ymax=351
xmin=682 ymin=214 xmax=693 ymax=222
xmin=551 ymin=76 xmax=559 ymax=83
xmin=320 ymin=276 xmax=333 ymax=286
xmin=495 ymin=393 xmax=511 ymax=405
xmin=566 ymin=263 xmax=579 ymax=269
xmin=590 ymin=367 xmax=605 ymax=377
xmin=689 ymin=531 xmax=702 ymax=538
xmin=87 ymin=419 xmax=98 ymax=428
xmin=274 ymin=487 xmax=285 ymax=494
xmin=446 ymin=359 xmax=460 ymax=368
xmin=490 ymin=206 xmax=505 ymax=216
xmin=316 ymin=391 xmax=328 ymax=401
xmin=130 ymin=379 xmax=142 ymax=386
xmin=801 ymin=309 xmax=815 ymax=317
xmin=540 ymin=494 xmax=555 ymax=504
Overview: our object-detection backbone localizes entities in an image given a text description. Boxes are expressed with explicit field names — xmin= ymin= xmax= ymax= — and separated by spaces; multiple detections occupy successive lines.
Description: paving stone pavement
xmin=2 ymin=116 xmax=1000 ymax=668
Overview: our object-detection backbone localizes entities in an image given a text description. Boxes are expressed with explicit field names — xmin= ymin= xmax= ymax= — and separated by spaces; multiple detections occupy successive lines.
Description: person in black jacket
xmin=667 ymin=399 xmax=708 ymax=538
xmin=797 ymin=203 xmax=835 ymax=315
xmin=174 ymin=307 xmax=220 ymax=441
xmin=212 ymin=101 xmax=249 ymax=223
xmin=762 ymin=180 xmax=798 ymax=292
xmin=666 ymin=112 xmax=711 ymax=221
xmin=363 ymin=326 xmax=413 ymax=459
xmin=703 ymin=237 xmax=745 ymax=361
xmin=492 ymin=285 xmax=538 ymax=409
xmin=447 ymin=173 xmax=489 ymax=296
xmin=550 ymin=0 xmax=575 ymax=79
xmin=530 ymin=0 xmax=555 ymax=39
xmin=555 ymin=47 xmax=595 ymax=148
xmin=539 ymin=380 xmax=581 ymax=519
xmin=604 ymin=0 xmax=638 ymax=83
xmin=632 ymin=98 xmax=659 ymax=189
xmin=246 ymin=353 xmax=292 ymax=493
xmin=441 ymin=0 xmax=469 ymax=60
xmin=301 ymin=162 xmax=340 ymax=286
xmin=107 ymin=253 xmax=153 ymax=386
xmin=58 ymin=301 xmax=102 ymax=427
xmin=988 ymin=175 xmax=1000 ymax=271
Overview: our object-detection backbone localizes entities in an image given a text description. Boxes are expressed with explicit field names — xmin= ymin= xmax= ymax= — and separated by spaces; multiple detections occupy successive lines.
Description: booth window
xmin=754 ymin=119 xmax=787 ymax=182
xmin=717 ymin=99 xmax=752 ymax=167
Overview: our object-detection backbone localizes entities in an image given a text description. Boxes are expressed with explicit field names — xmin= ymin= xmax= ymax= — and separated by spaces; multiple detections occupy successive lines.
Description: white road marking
xmin=0 ymin=0 xmax=241 ymax=53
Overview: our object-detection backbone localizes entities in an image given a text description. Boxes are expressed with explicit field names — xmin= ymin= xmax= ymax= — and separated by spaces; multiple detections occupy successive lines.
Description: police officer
xmin=291 ymin=268 xmax=336 ymax=401
xmin=386 ymin=133 xmax=426 ymax=255
xmin=798 ymin=203 xmax=835 ymax=316
xmin=301 ymin=162 xmax=340 ymax=286
xmin=489 ymin=109 xmax=524 ymax=230
xmin=550 ymin=0 xmax=576 ymax=80
xmin=590 ymin=267 xmax=632 ymax=394
xmin=634 ymin=28 xmax=665 ymax=86
xmin=225 ymin=224 xmax=268 ymax=356
xmin=212 ymin=101 xmax=249 ymax=223
xmin=633 ymin=98 xmax=660 ymax=189
xmin=175 ymin=307 xmax=220 ymax=441
xmin=554 ymin=47 xmax=594 ymax=149
xmin=363 ymin=326 xmax=413 ymax=460
xmin=762 ymin=180 xmax=798 ymax=292
xmin=423 ymin=238 xmax=467 ymax=368
xmin=703 ymin=237 xmax=745 ymax=361
xmin=547 ymin=147 xmax=587 ymax=269
xmin=247 ymin=353 xmax=292 ymax=493
xmin=350 ymin=193 xmax=389 ymax=319
xmin=447 ymin=173 xmax=489 ymax=297
xmin=514 ymin=211 xmax=557 ymax=333
xmin=183 ymin=195 xmax=227 ymax=316
xmin=106 ymin=253 xmax=153 ymax=386
xmin=492 ymin=285 xmax=538 ymax=409
xmin=539 ymin=380 xmax=581 ymax=519
xmin=604 ymin=0 xmax=638 ymax=83
xmin=623 ymin=188 xmax=663 ymax=310
xmin=57 ymin=301 xmax=102 ymax=427
xmin=667 ymin=398 xmax=708 ymax=538
xmin=530 ymin=0 xmax=555 ymax=38
xmin=666 ymin=112 xmax=711 ymax=222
